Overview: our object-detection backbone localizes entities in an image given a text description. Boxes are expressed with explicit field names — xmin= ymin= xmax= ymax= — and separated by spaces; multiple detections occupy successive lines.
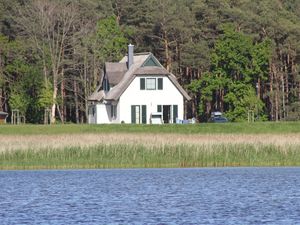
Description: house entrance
xmin=163 ymin=105 xmax=171 ymax=124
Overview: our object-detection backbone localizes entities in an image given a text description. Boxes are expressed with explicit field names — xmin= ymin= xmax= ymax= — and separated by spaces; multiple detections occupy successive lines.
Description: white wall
xmin=119 ymin=76 xmax=184 ymax=124
xmin=88 ymin=102 xmax=120 ymax=124
xmin=96 ymin=104 xmax=110 ymax=124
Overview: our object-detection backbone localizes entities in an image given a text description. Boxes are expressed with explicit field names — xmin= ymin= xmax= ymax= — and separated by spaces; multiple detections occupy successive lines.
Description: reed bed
xmin=1 ymin=123 xmax=300 ymax=169
xmin=1 ymin=133 xmax=300 ymax=152
xmin=1 ymin=142 xmax=300 ymax=170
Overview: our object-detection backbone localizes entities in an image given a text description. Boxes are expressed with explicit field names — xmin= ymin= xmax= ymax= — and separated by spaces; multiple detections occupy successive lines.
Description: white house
xmin=88 ymin=44 xmax=191 ymax=124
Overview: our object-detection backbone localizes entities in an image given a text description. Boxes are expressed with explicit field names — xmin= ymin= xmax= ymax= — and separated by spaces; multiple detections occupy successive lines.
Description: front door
xmin=163 ymin=105 xmax=171 ymax=124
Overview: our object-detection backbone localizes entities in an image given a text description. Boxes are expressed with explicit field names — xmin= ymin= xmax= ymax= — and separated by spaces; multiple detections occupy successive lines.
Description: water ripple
xmin=0 ymin=168 xmax=300 ymax=224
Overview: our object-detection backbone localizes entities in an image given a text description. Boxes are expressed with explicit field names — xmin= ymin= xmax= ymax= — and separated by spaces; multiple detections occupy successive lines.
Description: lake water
xmin=1 ymin=168 xmax=300 ymax=225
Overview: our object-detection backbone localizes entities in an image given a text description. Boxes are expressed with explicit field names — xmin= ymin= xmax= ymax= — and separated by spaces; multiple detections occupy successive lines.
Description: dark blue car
xmin=208 ymin=116 xmax=228 ymax=123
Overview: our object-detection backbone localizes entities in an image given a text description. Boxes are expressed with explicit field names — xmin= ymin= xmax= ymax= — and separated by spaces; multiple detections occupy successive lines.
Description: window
xmin=140 ymin=77 xmax=163 ymax=90
xmin=146 ymin=78 xmax=156 ymax=90
xmin=157 ymin=105 xmax=162 ymax=112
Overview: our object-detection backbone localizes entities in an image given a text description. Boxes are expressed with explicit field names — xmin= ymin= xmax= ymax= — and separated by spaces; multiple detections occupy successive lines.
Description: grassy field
xmin=1 ymin=122 xmax=300 ymax=169
xmin=1 ymin=121 xmax=300 ymax=135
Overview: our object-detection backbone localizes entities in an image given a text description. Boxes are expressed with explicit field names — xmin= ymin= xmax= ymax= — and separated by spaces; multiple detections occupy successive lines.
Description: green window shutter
xmin=173 ymin=105 xmax=178 ymax=123
xmin=158 ymin=78 xmax=163 ymax=90
xmin=140 ymin=78 xmax=145 ymax=90
xmin=157 ymin=105 xmax=162 ymax=112
xmin=142 ymin=105 xmax=147 ymax=124
xmin=131 ymin=105 xmax=136 ymax=124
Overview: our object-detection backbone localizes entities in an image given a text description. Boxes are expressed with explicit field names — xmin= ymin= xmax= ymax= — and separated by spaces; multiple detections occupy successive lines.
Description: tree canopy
xmin=0 ymin=0 xmax=299 ymax=123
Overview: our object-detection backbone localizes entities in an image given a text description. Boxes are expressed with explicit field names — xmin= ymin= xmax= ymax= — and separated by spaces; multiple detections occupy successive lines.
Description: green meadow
xmin=1 ymin=121 xmax=300 ymax=135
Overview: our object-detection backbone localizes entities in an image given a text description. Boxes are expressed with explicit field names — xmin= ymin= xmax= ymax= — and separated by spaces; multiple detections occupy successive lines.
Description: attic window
xmin=142 ymin=55 xmax=161 ymax=67
xmin=140 ymin=77 xmax=163 ymax=90
xmin=146 ymin=78 xmax=156 ymax=90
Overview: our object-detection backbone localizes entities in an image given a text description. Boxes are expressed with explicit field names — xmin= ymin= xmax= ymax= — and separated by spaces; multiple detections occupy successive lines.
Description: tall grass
xmin=1 ymin=143 xmax=300 ymax=170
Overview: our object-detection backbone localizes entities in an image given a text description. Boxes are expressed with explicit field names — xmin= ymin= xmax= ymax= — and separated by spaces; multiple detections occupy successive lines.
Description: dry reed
xmin=1 ymin=133 xmax=300 ymax=152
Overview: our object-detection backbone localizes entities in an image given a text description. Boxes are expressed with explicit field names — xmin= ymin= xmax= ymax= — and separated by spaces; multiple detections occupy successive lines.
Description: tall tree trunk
xmin=74 ymin=79 xmax=79 ymax=124
xmin=0 ymin=50 xmax=3 ymax=111
xmin=272 ymin=63 xmax=279 ymax=122
xmin=84 ymin=51 xmax=88 ymax=122
xmin=269 ymin=63 xmax=274 ymax=120
xmin=60 ymin=71 xmax=65 ymax=123
xmin=0 ymin=88 xmax=3 ymax=112
xmin=281 ymin=72 xmax=285 ymax=120
xmin=164 ymin=35 xmax=171 ymax=71
xmin=51 ymin=80 xmax=58 ymax=124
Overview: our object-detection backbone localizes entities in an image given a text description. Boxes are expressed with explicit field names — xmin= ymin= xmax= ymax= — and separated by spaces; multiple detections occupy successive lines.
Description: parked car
xmin=208 ymin=116 xmax=228 ymax=123
xmin=208 ymin=111 xmax=228 ymax=123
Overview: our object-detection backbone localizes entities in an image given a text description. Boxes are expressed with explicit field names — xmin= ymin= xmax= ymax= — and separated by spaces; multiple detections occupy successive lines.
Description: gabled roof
xmin=105 ymin=53 xmax=150 ymax=101
xmin=89 ymin=52 xmax=191 ymax=102
xmin=105 ymin=62 xmax=127 ymax=86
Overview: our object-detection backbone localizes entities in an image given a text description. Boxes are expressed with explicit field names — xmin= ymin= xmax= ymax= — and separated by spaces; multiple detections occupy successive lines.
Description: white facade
xmin=119 ymin=76 xmax=184 ymax=124
xmin=88 ymin=75 xmax=184 ymax=124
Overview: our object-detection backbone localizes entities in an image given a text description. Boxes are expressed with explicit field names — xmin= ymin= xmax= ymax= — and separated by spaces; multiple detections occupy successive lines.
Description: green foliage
xmin=212 ymin=24 xmax=254 ymax=82
xmin=189 ymin=26 xmax=271 ymax=121
xmin=1 ymin=0 xmax=300 ymax=123
xmin=38 ymin=81 xmax=53 ymax=109
xmin=95 ymin=16 xmax=127 ymax=61
xmin=224 ymin=83 xmax=265 ymax=121
xmin=9 ymin=90 xmax=29 ymax=115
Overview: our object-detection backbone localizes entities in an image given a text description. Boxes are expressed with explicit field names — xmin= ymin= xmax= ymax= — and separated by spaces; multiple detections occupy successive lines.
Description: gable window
xmin=146 ymin=78 xmax=156 ymax=90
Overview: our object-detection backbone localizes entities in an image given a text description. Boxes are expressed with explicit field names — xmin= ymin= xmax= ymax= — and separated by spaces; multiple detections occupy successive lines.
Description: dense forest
xmin=0 ymin=0 xmax=300 ymax=123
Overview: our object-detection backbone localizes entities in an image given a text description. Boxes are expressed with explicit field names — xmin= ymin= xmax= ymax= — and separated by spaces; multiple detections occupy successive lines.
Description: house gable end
xmin=142 ymin=54 xmax=162 ymax=67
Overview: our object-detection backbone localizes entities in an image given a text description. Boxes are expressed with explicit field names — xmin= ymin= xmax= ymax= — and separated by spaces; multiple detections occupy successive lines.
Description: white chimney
xmin=128 ymin=44 xmax=134 ymax=68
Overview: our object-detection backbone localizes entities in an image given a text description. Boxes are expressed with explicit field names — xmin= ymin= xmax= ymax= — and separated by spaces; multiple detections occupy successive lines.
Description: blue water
xmin=0 ymin=168 xmax=300 ymax=225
